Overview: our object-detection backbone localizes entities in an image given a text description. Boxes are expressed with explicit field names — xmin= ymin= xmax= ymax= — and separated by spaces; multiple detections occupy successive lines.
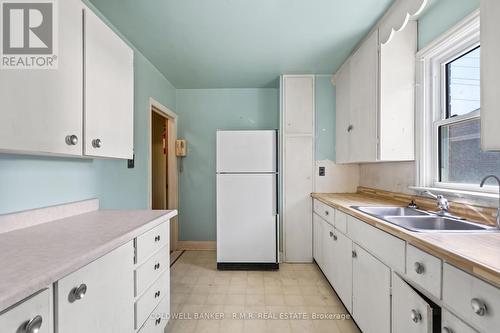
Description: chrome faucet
xmin=422 ymin=190 xmax=450 ymax=216
xmin=480 ymin=175 xmax=500 ymax=230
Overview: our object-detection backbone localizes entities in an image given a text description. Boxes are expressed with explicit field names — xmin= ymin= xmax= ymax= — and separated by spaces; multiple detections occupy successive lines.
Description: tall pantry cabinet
xmin=280 ymin=75 xmax=315 ymax=262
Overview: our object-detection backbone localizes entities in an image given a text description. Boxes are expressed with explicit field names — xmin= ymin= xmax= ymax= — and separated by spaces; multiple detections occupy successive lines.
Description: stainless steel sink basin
xmin=351 ymin=206 xmax=497 ymax=232
xmin=354 ymin=206 xmax=430 ymax=217
xmin=383 ymin=216 xmax=496 ymax=232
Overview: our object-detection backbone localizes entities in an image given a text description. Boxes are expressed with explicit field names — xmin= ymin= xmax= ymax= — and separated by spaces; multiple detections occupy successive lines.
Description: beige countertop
xmin=312 ymin=192 xmax=500 ymax=287
xmin=0 ymin=208 xmax=177 ymax=312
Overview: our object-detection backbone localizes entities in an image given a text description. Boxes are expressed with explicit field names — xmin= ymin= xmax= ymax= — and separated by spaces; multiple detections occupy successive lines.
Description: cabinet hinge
xmin=133 ymin=238 xmax=137 ymax=264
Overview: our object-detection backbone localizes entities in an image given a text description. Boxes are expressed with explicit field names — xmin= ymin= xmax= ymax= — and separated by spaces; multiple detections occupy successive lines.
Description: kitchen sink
xmin=354 ymin=206 xmax=430 ymax=217
xmin=383 ymin=216 xmax=496 ymax=232
xmin=351 ymin=206 xmax=497 ymax=232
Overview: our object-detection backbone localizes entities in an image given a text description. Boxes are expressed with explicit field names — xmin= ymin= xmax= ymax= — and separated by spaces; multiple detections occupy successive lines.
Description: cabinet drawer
xmin=334 ymin=209 xmax=348 ymax=234
xmin=0 ymin=289 xmax=51 ymax=333
xmin=443 ymin=263 xmax=500 ymax=333
xmin=442 ymin=309 xmax=478 ymax=333
xmin=135 ymin=270 xmax=170 ymax=329
xmin=348 ymin=216 xmax=405 ymax=272
xmin=136 ymin=222 xmax=169 ymax=264
xmin=138 ymin=295 xmax=170 ymax=333
xmin=313 ymin=199 xmax=335 ymax=225
xmin=406 ymin=245 xmax=442 ymax=299
xmin=392 ymin=273 xmax=435 ymax=333
xmin=135 ymin=246 xmax=169 ymax=296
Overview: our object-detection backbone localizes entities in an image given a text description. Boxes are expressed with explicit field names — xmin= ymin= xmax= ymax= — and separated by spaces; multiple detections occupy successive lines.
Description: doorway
xmin=150 ymin=99 xmax=179 ymax=257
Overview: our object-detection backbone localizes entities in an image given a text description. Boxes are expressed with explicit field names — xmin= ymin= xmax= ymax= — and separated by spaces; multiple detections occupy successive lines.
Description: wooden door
xmin=349 ymin=30 xmax=378 ymax=162
xmin=392 ymin=273 xmax=434 ymax=333
xmin=152 ymin=112 xmax=167 ymax=210
xmin=331 ymin=230 xmax=353 ymax=313
xmin=0 ymin=0 xmax=83 ymax=156
xmin=83 ymin=5 xmax=134 ymax=159
xmin=352 ymin=244 xmax=391 ymax=333
xmin=55 ymin=242 xmax=134 ymax=333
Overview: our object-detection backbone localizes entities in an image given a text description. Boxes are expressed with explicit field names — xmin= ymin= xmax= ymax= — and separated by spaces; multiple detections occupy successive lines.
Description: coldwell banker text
xmin=1 ymin=0 xmax=58 ymax=69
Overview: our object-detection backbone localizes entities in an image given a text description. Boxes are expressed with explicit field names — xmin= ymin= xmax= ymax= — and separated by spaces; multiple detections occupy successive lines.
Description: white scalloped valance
xmin=379 ymin=0 xmax=428 ymax=45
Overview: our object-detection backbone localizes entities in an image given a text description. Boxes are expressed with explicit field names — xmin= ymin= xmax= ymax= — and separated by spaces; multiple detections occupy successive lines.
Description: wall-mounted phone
xmin=175 ymin=139 xmax=187 ymax=172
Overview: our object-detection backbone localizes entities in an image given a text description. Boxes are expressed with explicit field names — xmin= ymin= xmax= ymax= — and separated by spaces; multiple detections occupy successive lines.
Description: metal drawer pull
xmin=471 ymin=298 xmax=487 ymax=316
xmin=329 ymin=231 xmax=333 ymax=237
xmin=154 ymin=263 xmax=161 ymax=270
xmin=92 ymin=138 xmax=102 ymax=148
xmin=325 ymin=210 xmax=329 ymax=216
xmin=154 ymin=235 xmax=161 ymax=242
xmin=352 ymin=250 xmax=357 ymax=258
xmin=155 ymin=290 xmax=161 ymax=298
xmin=333 ymin=234 xmax=338 ymax=241
xmin=69 ymin=283 xmax=87 ymax=302
xmin=65 ymin=135 xmax=78 ymax=146
xmin=442 ymin=327 xmax=454 ymax=333
xmin=24 ymin=315 xmax=43 ymax=333
xmin=410 ymin=309 xmax=422 ymax=323
xmin=414 ymin=262 xmax=425 ymax=275
xmin=155 ymin=318 xmax=161 ymax=325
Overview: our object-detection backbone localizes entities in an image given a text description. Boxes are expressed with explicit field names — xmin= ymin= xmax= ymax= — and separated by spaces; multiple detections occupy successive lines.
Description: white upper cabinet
xmin=84 ymin=6 xmax=134 ymax=159
xmin=0 ymin=0 xmax=83 ymax=156
xmin=282 ymin=75 xmax=314 ymax=135
xmin=335 ymin=21 xmax=417 ymax=163
xmin=480 ymin=0 xmax=500 ymax=151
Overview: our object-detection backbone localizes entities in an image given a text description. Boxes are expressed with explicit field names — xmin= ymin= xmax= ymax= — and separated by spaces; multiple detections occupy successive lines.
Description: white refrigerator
xmin=216 ymin=130 xmax=279 ymax=270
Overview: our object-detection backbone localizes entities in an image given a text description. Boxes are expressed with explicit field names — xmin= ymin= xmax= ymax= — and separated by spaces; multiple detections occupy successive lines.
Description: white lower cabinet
xmin=330 ymin=229 xmax=352 ymax=313
xmin=442 ymin=309 xmax=478 ymax=333
xmin=138 ymin=295 xmax=170 ymax=333
xmin=322 ymin=221 xmax=335 ymax=282
xmin=0 ymin=288 xmax=52 ymax=333
xmin=312 ymin=213 xmax=324 ymax=267
xmin=352 ymin=244 xmax=391 ymax=333
xmin=55 ymin=242 xmax=135 ymax=333
xmin=392 ymin=273 xmax=434 ymax=333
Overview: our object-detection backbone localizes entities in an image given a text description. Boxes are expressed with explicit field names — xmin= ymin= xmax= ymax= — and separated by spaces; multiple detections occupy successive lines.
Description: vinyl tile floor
xmin=166 ymin=251 xmax=361 ymax=333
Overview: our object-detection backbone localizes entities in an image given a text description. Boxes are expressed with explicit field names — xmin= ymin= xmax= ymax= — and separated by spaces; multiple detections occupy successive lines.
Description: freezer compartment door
xmin=216 ymin=130 xmax=277 ymax=173
xmin=217 ymin=174 xmax=277 ymax=263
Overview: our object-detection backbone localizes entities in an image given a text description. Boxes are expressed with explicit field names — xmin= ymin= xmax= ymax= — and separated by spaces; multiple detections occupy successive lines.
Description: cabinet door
xmin=312 ymin=213 xmax=324 ymax=267
xmin=322 ymin=220 xmax=335 ymax=282
xmin=84 ymin=6 xmax=134 ymax=159
xmin=442 ymin=309 xmax=478 ymax=333
xmin=392 ymin=273 xmax=433 ymax=333
xmin=284 ymin=136 xmax=313 ymax=262
xmin=331 ymin=230 xmax=353 ymax=313
xmin=481 ymin=0 xmax=500 ymax=151
xmin=56 ymin=242 xmax=134 ymax=333
xmin=282 ymin=76 xmax=314 ymax=135
xmin=352 ymin=244 xmax=390 ymax=333
xmin=0 ymin=0 xmax=83 ymax=156
xmin=0 ymin=289 xmax=52 ymax=333
xmin=349 ymin=30 xmax=378 ymax=162
xmin=335 ymin=61 xmax=351 ymax=164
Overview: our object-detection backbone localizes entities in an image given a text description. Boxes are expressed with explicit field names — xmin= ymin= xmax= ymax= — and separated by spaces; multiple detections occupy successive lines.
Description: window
xmin=417 ymin=11 xmax=500 ymax=194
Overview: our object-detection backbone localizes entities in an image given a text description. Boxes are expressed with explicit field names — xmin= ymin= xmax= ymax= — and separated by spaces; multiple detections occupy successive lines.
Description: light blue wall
xmin=0 ymin=3 xmax=176 ymax=215
xmin=176 ymin=89 xmax=279 ymax=241
xmin=418 ymin=0 xmax=480 ymax=49
xmin=315 ymin=75 xmax=336 ymax=161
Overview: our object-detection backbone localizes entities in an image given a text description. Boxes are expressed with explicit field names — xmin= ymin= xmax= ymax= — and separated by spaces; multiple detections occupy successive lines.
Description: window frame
xmin=415 ymin=10 xmax=498 ymax=195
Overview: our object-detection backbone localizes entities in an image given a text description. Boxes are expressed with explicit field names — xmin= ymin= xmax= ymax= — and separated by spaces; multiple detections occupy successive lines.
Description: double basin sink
xmin=351 ymin=206 xmax=497 ymax=233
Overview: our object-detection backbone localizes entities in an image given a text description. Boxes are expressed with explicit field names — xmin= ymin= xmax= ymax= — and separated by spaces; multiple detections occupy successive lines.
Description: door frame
xmin=148 ymin=97 xmax=179 ymax=251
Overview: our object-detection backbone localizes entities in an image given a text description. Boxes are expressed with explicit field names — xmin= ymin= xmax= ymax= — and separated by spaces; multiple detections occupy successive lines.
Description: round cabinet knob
xmin=347 ymin=125 xmax=354 ymax=132
xmin=65 ymin=135 xmax=78 ymax=146
xmin=352 ymin=250 xmax=357 ymax=258
xmin=471 ymin=298 xmax=487 ymax=316
xmin=70 ymin=283 xmax=87 ymax=302
xmin=155 ymin=318 xmax=162 ymax=325
xmin=329 ymin=231 xmax=334 ymax=237
xmin=325 ymin=211 xmax=329 ymax=216
xmin=410 ymin=309 xmax=422 ymax=323
xmin=442 ymin=327 xmax=454 ymax=333
xmin=92 ymin=138 xmax=102 ymax=148
xmin=414 ymin=262 xmax=425 ymax=275
xmin=24 ymin=315 xmax=43 ymax=333
xmin=333 ymin=234 xmax=338 ymax=241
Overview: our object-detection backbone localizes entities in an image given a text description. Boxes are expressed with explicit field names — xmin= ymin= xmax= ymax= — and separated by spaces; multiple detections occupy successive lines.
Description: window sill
xmin=408 ymin=186 xmax=499 ymax=207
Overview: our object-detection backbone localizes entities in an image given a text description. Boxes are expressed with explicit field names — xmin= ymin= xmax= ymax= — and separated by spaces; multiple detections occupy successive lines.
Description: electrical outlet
xmin=319 ymin=166 xmax=325 ymax=176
